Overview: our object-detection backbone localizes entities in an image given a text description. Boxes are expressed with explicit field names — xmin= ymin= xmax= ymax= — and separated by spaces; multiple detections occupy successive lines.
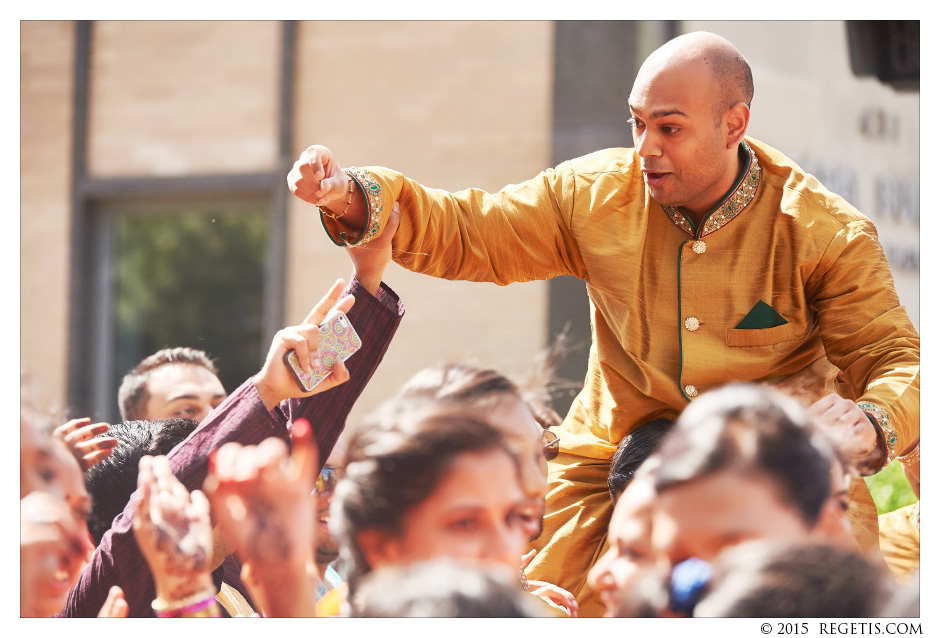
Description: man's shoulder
xmin=748 ymin=137 xmax=874 ymax=231
xmin=562 ymin=147 xmax=638 ymax=177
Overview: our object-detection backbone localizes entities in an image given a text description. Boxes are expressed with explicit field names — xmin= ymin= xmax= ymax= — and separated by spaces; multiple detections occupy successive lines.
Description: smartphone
xmin=283 ymin=310 xmax=362 ymax=392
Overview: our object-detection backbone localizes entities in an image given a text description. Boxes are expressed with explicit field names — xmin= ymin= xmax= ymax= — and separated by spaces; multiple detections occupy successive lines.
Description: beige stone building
xmin=21 ymin=20 xmax=918 ymax=430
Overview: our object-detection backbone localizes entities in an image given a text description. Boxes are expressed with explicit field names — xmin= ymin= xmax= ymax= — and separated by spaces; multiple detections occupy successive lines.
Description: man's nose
xmin=635 ymin=130 xmax=661 ymax=159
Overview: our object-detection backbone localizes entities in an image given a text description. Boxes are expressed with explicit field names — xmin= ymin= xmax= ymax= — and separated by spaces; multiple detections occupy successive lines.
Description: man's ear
xmin=725 ymin=103 xmax=750 ymax=148
xmin=357 ymin=529 xmax=401 ymax=568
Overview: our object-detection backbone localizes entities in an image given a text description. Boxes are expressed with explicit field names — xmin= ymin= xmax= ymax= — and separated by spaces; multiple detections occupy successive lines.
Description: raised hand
xmin=52 ymin=417 xmax=118 ymax=470
xmin=252 ymin=278 xmax=355 ymax=410
xmin=288 ymin=145 xmax=350 ymax=208
xmin=203 ymin=419 xmax=319 ymax=616
xmin=132 ymin=455 xmax=214 ymax=604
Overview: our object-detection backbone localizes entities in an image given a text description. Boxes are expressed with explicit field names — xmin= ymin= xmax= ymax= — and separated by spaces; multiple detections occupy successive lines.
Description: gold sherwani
xmin=322 ymin=137 xmax=920 ymax=616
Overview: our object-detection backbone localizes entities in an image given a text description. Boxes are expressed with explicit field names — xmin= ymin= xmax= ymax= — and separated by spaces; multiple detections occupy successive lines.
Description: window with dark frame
xmin=87 ymin=197 xmax=271 ymax=422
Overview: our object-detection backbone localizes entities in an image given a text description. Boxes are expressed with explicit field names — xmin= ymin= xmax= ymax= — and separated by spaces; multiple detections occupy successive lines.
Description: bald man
xmin=287 ymin=32 xmax=919 ymax=616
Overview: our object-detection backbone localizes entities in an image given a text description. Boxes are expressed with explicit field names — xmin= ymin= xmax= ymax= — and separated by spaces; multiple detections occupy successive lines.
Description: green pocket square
xmin=735 ymin=300 xmax=788 ymax=329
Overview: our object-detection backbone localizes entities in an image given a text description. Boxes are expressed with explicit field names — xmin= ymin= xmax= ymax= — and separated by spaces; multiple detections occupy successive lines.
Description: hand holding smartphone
xmin=284 ymin=310 xmax=362 ymax=392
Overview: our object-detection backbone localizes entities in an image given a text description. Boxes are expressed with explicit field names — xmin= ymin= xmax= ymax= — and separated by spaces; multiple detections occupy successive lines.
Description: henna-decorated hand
xmin=203 ymin=419 xmax=319 ymax=616
xmin=132 ymin=455 xmax=214 ymax=603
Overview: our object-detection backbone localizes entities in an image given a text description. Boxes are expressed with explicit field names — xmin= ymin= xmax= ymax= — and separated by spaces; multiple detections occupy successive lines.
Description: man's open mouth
xmin=644 ymin=171 xmax=670 ymax=185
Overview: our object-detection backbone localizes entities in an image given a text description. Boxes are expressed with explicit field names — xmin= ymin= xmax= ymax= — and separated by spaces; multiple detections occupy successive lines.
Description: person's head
xmin=83 ymin=418 xmax=198 ymax=545
xmin=20 ymin=406 xmax=92 ymax=532
xmin=649 ymin=384 xmax=834 ymax=568
xmin=629 ymin=31 xmax=753 ymax=216
xmin=693 ymin=540 xmax=891 ymax=617
xmin=117 ymin=347 xmax=225 ymax=423
xmin=608 ymin=418 xmax=674 ymax=503
xmin=314 ymin=436 xmax=347 ymax=570
xmin=588 ymin=464 xmax=661 ymax=617
xmin=350 ymin=559 xmax=548 ymax=618
xmin=20 ymin=389 xmax=93 ymax=617
xmin=20 ymin=491 xmax=91 ymax=617
xmin=332 ymin=402 xmax=532 ymax=596
xmin=391 ymin=363 xmax=558 ymax=539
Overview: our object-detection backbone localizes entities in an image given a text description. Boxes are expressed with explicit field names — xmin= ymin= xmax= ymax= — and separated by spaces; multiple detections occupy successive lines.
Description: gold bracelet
xmin=322 ymin=176 xmax=355 ymax=220
xmin=341 ymin=175 xmax=356 ymax=217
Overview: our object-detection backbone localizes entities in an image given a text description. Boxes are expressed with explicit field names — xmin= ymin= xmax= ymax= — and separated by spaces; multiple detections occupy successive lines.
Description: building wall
xmin=21 ymin=20 xmax=555 ymax=423
xmin=21 ymin=20 xmax=76 ymax=414
xmin=684 ymin=21 xmax=920 ymax=330
xmin=87 ymin=20 xmax=280 ymax=177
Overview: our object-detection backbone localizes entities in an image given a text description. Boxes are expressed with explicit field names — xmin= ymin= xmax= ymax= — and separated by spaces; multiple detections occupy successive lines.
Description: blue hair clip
xmin=669 ymin=557 xmax=713 ymax=615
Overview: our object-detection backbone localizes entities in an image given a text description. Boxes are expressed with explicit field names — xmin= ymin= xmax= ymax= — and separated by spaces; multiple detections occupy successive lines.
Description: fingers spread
xmin=75 ymin=436 xmax=118 ymax=454
xmin=80 ymin=448 xmax=116 ymax=470
xmin=54 ymin=417 xmax=91 ymax=438
xmin=64 ymin=422 xmax=111 ymax=445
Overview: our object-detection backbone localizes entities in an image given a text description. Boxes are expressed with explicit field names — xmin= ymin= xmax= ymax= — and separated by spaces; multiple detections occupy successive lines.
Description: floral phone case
xmin=283 ymin=310 xmax=362 ymax=392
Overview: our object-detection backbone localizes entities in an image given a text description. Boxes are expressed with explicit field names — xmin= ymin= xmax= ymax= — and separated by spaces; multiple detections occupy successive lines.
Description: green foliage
xmin=108 ymin=204 xmax=269 ymax=416
xmin=864 ymin=459 xmax=917 ymax=515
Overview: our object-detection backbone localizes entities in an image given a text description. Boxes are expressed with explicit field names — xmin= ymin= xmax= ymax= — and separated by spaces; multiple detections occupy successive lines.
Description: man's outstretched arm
xmin=288 ymin=144 xmax=588 ymax=285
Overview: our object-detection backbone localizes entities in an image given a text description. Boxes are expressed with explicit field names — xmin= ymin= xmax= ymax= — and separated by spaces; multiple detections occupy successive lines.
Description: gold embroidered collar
xmin=662 ymin=141 xmax=761 ymax=239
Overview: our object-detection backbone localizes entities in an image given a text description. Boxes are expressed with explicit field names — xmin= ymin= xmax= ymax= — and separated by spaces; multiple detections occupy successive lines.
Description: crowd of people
xmin=22 ymin=31 xmax=919 ymax=619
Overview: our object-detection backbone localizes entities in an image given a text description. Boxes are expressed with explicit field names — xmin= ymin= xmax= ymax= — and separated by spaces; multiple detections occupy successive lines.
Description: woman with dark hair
xmin=332 ymin=363 xmax=578 ymax=616
xmin=324 ymin=401 xmax=534 ymax=615
xmin=388 ymin=362 xmax=560 ymax=540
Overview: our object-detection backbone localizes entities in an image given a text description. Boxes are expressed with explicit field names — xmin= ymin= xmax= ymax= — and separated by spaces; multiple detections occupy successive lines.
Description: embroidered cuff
xmin=319 ymin=167 xmax=385 ymax=248
xmin=857 ymin=401 xmax=897 ymax=469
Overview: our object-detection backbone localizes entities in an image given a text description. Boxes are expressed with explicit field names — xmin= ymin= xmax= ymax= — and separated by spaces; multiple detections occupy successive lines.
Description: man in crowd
xmin=314 ymin=441 xmax=347 ymax=600
xmin=287 ymin=31 xmax=919 ymax=615
xmin=118 ymin=347 xmax=226 ymax=424
xmin=588 ymin=384 xmax=859 ymax=617
xmin=114 ymin=349 xmax=253 ymax=612
xmin=63 ymin=207 xmax=406 ymax=617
